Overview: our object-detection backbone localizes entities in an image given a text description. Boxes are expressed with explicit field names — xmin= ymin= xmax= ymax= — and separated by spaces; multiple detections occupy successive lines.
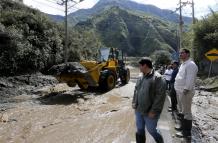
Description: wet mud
xmin=0 ymin=67 xmax=217 ymax=143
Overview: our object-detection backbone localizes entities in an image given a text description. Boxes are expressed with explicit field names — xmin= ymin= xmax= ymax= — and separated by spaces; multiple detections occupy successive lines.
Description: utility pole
xmin=179 ymin=0 xmax=183 ymax=52
xmin=191 ymin=0 xmax=197 ymax=60
xmin=64 ymin=0 xmax=68 ymax=63
xmin=175 ymin=0 xmax=195 ymax=55
xmin=191 ymin=0 xmax=195 ymax=24
xmin=58 ymin=0 xmax=84 ymax=63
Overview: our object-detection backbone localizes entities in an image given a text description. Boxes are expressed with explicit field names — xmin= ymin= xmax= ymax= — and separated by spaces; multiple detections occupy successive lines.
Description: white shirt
xmin=164 ymin=69 xmax=173 ymax=81
xmin=175 ymin=59 xmax=198 ymax=91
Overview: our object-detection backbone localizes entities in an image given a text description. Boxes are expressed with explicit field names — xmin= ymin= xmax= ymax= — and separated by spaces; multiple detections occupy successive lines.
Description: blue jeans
xmin=135 ymin=111 xmax=164 ymax=143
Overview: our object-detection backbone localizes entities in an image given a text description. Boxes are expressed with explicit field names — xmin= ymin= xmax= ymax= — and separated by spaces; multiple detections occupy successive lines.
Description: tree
xmin=151 ymin=50 xmax=172 ymax=67
xmin=193 ymin=11 xmax=218 ymax=63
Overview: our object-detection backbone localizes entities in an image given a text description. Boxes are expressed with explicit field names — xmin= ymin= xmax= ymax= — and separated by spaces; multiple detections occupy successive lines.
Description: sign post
xmin=205 ymin=49 xmax=218 ymax=78
xmin=208 ymin=61 xmax=212 ymax=78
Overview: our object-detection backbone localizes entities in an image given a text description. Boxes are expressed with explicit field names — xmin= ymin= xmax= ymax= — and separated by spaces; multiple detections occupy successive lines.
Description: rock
xmin=0 ymin=112 xmax=9 ymax=122
xmin=200 ymin=85 xmax=218 ymax=92
xmin=0 ymin=80 xmax=13 ymax=88
xmin=78 ymin=98 xmax=85 ymax=104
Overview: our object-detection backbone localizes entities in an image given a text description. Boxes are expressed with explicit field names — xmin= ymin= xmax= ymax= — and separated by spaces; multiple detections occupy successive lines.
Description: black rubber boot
xmin=176 ymin=115 xmax=184 ymax=138
xmin=154 ymin=135 xmax=164 ymax=143
xmin=136 ymin=133 xmax=145 ymax=143
xmin=176 ymin=119 xmax=192 ymax=140
xmin=175 ymin=114 xmax=184 ymax=131
xmin=182 ymin=119 xmax=192 ymax=138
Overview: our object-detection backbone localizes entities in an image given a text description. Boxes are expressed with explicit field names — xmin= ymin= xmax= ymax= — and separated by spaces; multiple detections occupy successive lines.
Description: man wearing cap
xmin=132 ymin=57 xmax=166 ymax=143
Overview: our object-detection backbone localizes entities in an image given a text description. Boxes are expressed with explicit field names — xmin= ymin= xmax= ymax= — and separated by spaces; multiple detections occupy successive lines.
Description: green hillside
xmin=66 ymin=0 xmax=192 ymax=25
xmin=75 ymin=7 xmax=178 ymax=56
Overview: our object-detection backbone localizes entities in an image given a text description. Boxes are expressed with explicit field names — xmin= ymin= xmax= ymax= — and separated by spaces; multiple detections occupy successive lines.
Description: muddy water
xmin=0 ymin=82 xmax=136 ymax=143
xmin=0 ymin=67 xmax=204 ymax=143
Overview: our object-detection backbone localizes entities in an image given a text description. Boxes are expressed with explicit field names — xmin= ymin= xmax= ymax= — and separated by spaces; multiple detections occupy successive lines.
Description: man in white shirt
xmin=174 ymin=48 xmax=198 ymax=141
xmin=163 ymin=65 xmax=173 ymax=90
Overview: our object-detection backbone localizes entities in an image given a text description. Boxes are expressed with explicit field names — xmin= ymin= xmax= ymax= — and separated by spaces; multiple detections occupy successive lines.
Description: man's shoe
xmin=175 ymin=124 xmax=182 ymax=131
xmin=175 ymin=131 xmax=184 ymax=138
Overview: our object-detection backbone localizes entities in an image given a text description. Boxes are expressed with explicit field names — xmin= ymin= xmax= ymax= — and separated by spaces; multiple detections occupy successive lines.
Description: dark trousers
xmin=166 ymin=80 xmax=171 ymax=90
xmin=170 ymin=83 xmax=177 ymax=111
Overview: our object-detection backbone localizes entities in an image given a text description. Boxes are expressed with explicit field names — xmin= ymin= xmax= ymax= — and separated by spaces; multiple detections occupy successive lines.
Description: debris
xmin=0 ymin=112 xmax=9 ymax=123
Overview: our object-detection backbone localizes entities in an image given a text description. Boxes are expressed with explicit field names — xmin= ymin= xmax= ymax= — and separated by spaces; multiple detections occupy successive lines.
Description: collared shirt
xmin=175 ymin=59 xmax=198 ymax=91
xmin=164 ymin=69 xmax=173 ymax=81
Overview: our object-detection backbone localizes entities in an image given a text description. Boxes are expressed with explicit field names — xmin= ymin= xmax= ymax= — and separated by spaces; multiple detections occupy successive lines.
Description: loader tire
xmin=100 ymin=71 xmax=116 ymax=91
xmin=121 ymin=68 xmax=130 ymax=84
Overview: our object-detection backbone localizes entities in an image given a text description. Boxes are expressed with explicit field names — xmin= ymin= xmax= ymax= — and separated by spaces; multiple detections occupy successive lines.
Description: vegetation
xmin=0 ymin=0 xmax=101 ymax=76
xmin=178 ymin=11 xmax=218 ymax=75
xmin=151 ymin=50 xmax=172 ymax=67
xmin=68 ymin=0 xmax=192 ymax=26
xmin=193 ymin=12 xmax=218 ymax=63
xmin=75 ymin=7 xmax=178 ymax=57
xmin=2 ymin=0 xmax=217 ymax=76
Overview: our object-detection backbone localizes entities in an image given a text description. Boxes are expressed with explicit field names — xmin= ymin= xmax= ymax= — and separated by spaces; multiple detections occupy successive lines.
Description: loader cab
xmin=99 ymin=47 xmax=110 ymax=62
xmin=99 ymin=47 xmax=124 ymax=61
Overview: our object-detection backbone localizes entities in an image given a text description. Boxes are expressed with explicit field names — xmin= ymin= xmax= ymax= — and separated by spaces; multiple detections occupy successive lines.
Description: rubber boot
xmin=182 ymin=119 xmax=192 ymax=142
xmin=176 ymin=119 xmax=192 ymax=140
xmin=176 ymin=116 xmax=184 ymax=138
xmin=175 ymin=114 xmax=184 ymax=131
xmin=154 ymin=135 xmax=164 ymax=143
xmin=136 ymin=133 xmax=145 ymax=143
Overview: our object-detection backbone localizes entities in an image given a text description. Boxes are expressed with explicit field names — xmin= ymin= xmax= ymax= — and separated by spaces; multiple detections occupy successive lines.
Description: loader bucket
xmin=48 ymin=62 xmax=98 ymax=88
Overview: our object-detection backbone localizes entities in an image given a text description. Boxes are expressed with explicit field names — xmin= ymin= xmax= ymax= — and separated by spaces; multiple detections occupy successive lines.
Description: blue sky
xmin=23 ymin=0 xmax=218 ymax=18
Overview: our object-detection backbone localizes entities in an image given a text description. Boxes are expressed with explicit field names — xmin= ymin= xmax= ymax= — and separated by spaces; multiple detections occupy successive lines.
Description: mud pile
xmin=0 ymin=73 xmax=58 ymax=110
xmin=193 ymin=76 xmax=218 ymax=143
xmin=48 ymin=62 xmax=87 ymax=75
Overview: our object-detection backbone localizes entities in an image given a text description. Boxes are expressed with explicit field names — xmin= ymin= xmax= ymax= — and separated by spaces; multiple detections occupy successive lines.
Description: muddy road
xmin=0 ymin=67 xmax=215 ymax=143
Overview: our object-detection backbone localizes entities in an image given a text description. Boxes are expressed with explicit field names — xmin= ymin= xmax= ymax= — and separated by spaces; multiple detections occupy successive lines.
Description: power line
xmin=57 ymin=0 xmax=85 ymax=63
xmin=31 ymin=0 xmax=64 ymax=12
xmin=45 ymin=0 xmax=59 ymax=5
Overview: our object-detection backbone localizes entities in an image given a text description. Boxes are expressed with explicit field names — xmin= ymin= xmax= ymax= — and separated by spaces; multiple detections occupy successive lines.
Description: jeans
xmin=169 ymin=83 xmax=177 ymax=111
xmin=135 ymin=111 xmax=164 ymax=143
xmin=166 ymin=80 xmax=171 ymax=90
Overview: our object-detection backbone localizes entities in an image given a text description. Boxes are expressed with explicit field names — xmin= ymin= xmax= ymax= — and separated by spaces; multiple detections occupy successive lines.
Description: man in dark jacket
xmin=169 ymin=61 xmax=179 ymax=113
xmin=132 ymin=57 xmax=166 ymax=143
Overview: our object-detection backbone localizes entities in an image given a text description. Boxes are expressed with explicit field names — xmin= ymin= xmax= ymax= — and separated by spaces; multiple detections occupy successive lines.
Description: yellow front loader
xmin=49 ymin=47 xmax=130 ymax=91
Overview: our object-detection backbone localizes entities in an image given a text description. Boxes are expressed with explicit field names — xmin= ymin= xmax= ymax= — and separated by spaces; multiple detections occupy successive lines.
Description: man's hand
xmin=132 ymin=103 xmax=137 ymax=109
xmin=148 ymin=111 xmax=156 ymax=118
xmin=183 ymin=89 xmax=189 ymax=95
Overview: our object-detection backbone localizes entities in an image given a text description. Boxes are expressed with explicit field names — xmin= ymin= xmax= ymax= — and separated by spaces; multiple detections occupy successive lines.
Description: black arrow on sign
xmin=207 ymin=53 xmax=218 ymax=56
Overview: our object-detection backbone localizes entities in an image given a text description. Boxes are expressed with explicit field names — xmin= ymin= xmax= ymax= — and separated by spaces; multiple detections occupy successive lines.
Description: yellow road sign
xmin=205 ymin=49 xmax=218 ymax=61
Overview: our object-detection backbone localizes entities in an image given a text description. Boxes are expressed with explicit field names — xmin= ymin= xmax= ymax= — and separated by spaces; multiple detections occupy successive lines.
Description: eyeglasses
xmin=180 ymin=52 xmax=186 ymax=54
